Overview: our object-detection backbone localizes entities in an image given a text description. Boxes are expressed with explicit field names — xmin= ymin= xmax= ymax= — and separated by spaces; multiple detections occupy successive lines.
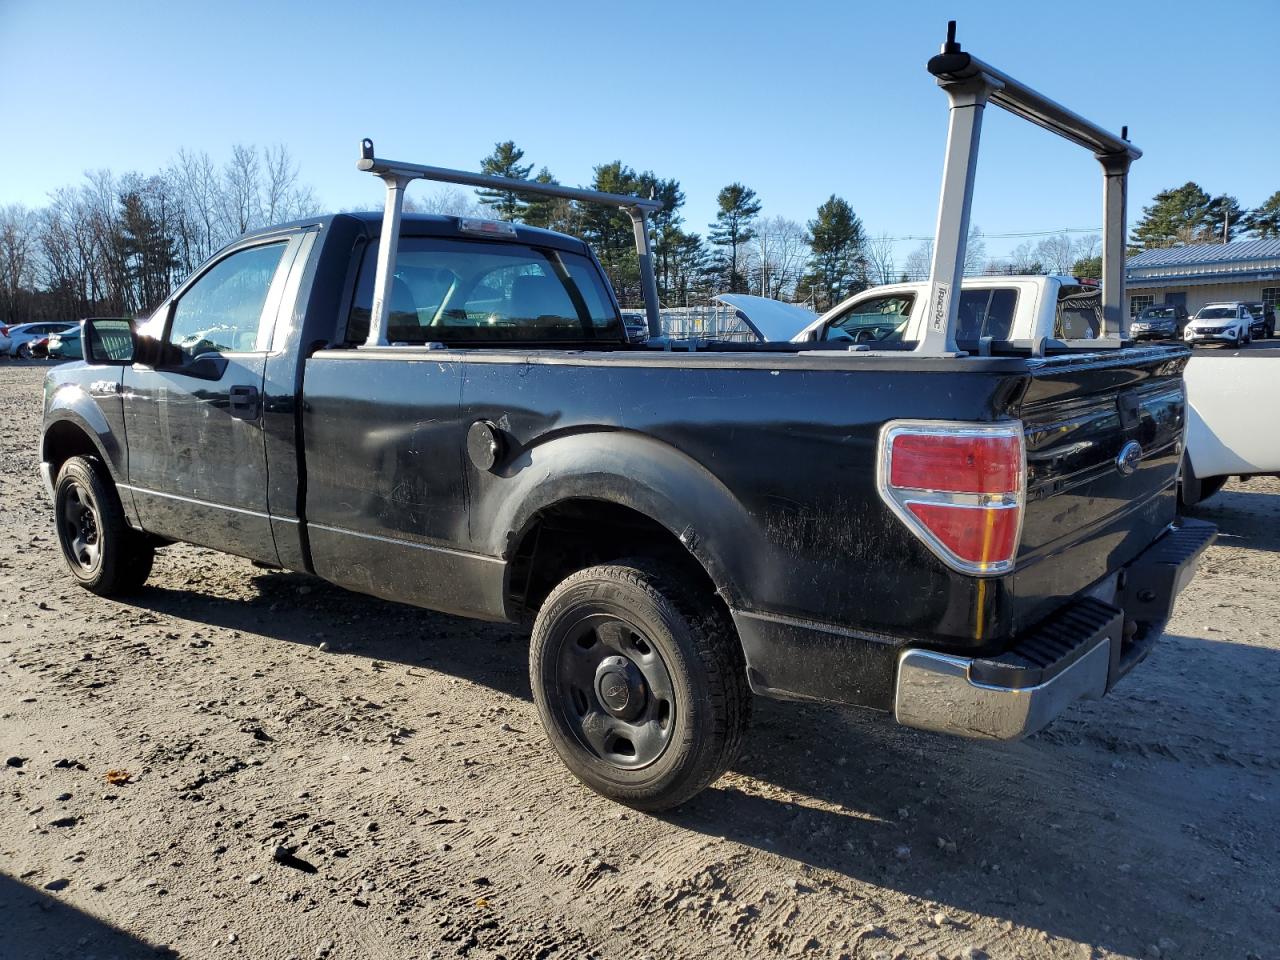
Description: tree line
xmin=2 ymin=137 xmax=1276 ymax=327
xmin=463 ymin=140 xmax=875 ymax=312
xmin=1130 ymin=182 xmax=1280 ymax=249
xmin=0 ymin=145 xmax=317 ymax=325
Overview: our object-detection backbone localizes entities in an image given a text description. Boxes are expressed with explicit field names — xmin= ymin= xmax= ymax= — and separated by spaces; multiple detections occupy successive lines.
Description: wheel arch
xmin=480 ymin=431 xmax=764 ymax=620
xmin=41 ymin=397 xmax=135 ymax=525
xmin=42 ymin=411 xmax=116 ymax=480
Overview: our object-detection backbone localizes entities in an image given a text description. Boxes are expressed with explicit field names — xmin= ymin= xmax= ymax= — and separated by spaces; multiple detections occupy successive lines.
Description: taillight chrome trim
xmin=877 ymin=419 xmax=1027 ymax=577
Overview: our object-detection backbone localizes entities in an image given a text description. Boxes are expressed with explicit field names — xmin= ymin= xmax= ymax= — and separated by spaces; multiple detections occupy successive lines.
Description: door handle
xmin=229 ymin=385 xmax=261 ymax=420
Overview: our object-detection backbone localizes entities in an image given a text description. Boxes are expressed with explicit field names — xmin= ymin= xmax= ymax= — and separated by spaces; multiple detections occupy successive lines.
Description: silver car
xmin=8 ymin=322 xmax=78 ymax=359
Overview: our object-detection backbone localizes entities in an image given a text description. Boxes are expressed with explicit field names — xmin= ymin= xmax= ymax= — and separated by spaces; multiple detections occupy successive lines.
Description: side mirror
xmin=82 ymin=317 xmax=136 ymax=365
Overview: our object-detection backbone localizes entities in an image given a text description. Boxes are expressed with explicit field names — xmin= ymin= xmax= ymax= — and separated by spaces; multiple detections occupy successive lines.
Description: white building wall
xmin=1127 ymin=280 xmax=1274 ymax=317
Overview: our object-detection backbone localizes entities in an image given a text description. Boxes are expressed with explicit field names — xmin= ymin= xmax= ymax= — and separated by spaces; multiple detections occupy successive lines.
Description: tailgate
xmin=1009 ymin=344 xmax=1189 ymax=631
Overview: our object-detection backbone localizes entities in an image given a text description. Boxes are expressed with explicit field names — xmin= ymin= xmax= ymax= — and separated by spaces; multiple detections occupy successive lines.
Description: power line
xmin=879 ymin=226 xmax=1101 ymax=243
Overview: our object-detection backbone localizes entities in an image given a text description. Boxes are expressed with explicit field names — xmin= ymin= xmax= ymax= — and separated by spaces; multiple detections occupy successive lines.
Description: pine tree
xmin=579 ymin=162 xmax=643 ymax=302
xmin=1131 ymin=183 xmax=1247 ymax=248
xmin=647 ymin=178 xmax=686 ymax=303
xmin=522 ymin=167 xmax=574 ymax=231
xmin=1206 ymin=194 xmax=1247 ymax=243
xmin=1243 ymin=190 xmax=1280 ymax=239
xmin=476 ymin=141 xmax=533 ymax=221
xmin=708 ymin=184 xmax=761 ymax=293
xmin=1071 ymin=255 xmax=1102 ymax=280
xmin=802 ymin=195 xmax=866 ymax=311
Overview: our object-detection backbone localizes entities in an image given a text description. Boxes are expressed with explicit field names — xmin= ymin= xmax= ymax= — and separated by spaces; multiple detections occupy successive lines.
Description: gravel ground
xmin=1 ymin=361 xmax=1276 ymax=960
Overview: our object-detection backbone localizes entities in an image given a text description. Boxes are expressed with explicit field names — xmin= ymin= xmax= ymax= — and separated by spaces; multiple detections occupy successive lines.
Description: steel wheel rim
xmin=552 ymin=613 xmax=676 ymax=770
xmin=59 ymin=481 xmax=102 ymax=572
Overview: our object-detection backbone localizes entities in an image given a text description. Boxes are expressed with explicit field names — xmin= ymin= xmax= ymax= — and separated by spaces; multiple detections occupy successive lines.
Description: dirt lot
xmin=1 ymin=362 xmax=1276 ymax=960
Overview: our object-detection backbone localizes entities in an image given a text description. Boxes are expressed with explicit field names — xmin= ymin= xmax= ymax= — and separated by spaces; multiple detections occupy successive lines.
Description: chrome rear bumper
xmin=895 ymin=635 xmax=1111 ymax=739
xmin=893 ymin=518 xmax=1216 ymax=740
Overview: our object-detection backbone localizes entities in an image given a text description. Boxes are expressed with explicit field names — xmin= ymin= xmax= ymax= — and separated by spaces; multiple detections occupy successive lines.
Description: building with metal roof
xmin=1125 ymin=239 xmax=1280 ymax=318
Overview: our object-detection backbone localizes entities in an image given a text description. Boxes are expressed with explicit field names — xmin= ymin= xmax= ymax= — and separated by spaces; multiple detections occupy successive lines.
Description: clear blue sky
xmin=2 ymin=0 xmax=1276 ymax=260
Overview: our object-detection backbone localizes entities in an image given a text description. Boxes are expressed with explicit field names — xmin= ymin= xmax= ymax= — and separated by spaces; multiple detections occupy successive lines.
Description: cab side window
xmin=956 ymin=288 xmax=1017 ymax=341
xmin=823 ymin=294 xmax=915 ymax=344
xmin=168 ymin=242 xmax=288 ymax=357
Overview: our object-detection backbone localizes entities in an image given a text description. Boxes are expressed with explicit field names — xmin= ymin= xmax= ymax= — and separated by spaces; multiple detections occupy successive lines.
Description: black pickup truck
xmin=40 ymin=30 xmax=1214 ymax=809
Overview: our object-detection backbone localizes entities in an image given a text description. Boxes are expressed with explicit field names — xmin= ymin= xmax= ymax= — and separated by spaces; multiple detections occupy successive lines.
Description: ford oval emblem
xmin=1116 ymin=440 xmax=1143 ymax=476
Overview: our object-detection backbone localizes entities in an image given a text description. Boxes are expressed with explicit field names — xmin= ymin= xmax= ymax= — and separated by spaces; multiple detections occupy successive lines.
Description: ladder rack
xmin=356 ymin=138 xmax=664 ymax=347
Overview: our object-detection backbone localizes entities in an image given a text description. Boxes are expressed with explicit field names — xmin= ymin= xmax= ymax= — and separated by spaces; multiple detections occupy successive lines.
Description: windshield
xmin=347 ymin=237 xmax=622 ymax=344
xmin=1140 ymin=308 xmax=1174 ymax=319
xmin=1196 ymin=307 xmax=1234 ymax=320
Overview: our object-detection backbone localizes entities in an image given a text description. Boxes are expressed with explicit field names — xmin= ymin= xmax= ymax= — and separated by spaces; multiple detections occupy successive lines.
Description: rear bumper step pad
xmin=894 ymin=518 xmax=1215 ymax=740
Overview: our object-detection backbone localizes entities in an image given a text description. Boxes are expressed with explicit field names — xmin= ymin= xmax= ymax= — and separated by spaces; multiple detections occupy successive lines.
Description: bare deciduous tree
xmin=406 ymin=187 xmax=483 ymax=218
xmin=748 ymin=216 xmax=807 ymax=300
xmin=866 ymin=233 xmax=896 ymax=286
xmin=903 ymin=239 xmax=933 ymax=281
xmin=4 ymin=143 xmax=323 ymax=323
xmin=0 ymin=205 xmax=39 ymax=323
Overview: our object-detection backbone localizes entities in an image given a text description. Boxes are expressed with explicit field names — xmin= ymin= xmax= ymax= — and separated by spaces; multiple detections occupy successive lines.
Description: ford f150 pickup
xmin=40 ymin=25 xmax=1214 ymax=809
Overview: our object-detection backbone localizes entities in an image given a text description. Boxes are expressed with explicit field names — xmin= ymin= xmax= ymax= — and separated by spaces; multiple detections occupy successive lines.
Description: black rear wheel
xmin=54 ymin=456 xmax=154 ymax=595
xmin=530 ymin=561 xmax=750 ymax=811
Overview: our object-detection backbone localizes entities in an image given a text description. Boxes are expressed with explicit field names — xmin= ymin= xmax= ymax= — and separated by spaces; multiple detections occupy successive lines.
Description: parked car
xmin=1183 ymin=302 xmax=1253 ymax=348
xmin=40 ymin=30 xmax=1214 ymax=810
xmin=0 ymin=325 xmax=10 ymax=355
xmin=8 ymin=322 xmax=78 ymax=358
xmin=46 ymin=327 xmax=83 ymax=360
xmin=1130 ymin=303 xmax=1189 ymax=340
xmin=1242 ymin=301 xmax=1274 ymax=339
xmin=619 ymin=311 xmax=649 ymax=343
xmin=1180 ymin=349 xmax=1280 ymax=504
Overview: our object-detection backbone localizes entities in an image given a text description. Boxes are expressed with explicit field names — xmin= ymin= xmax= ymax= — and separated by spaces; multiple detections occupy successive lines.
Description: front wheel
xmin=529 ymin=561 xmax=751 ymax=811
xmin=17 ymin=343 xmax=32 ymax=359
xmin=54 ymin=457 xmax=155 ymax=595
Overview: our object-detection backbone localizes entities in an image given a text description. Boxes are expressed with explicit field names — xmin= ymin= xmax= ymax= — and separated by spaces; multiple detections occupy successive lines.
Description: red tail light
xmin=878 ymin=421 xmax=1025 ymax=576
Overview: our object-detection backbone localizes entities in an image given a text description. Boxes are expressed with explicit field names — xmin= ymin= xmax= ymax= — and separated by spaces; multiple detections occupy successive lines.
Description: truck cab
xmin=794 ymin=275 xmax=1104 ymax=348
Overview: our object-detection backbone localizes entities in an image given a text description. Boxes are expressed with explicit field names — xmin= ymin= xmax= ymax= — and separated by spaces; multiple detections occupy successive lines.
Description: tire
xmin=1179 ymin=465 xmax=1228 ymax=509
xmin=16 ymin=343 xmax=31 ymax=359
xmin=54 ymin=456 xmax=155 ymax=595
xmin=529 ymin=560 xmax=751 ymax=811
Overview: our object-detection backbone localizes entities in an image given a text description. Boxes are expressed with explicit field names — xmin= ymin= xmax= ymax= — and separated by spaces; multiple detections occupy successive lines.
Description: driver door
xmin=122 ymin=236 xmax=300 ymax=564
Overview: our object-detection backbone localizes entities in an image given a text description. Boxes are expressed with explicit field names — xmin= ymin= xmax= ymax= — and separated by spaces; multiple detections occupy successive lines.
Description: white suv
xmin=1184 ymin=302 xmax=1253 ymax=348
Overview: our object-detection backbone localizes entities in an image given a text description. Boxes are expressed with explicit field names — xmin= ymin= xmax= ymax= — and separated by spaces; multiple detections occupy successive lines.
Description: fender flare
xmin=42 ymin=385 xmax=123 ymax=479
xmin=476 ymin=430 xmax=766 ymax=609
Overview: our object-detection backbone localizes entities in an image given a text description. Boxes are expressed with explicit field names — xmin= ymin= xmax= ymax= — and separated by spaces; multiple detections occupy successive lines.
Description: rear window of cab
xmin=346 ymin=237 xmax=622 ymax=345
